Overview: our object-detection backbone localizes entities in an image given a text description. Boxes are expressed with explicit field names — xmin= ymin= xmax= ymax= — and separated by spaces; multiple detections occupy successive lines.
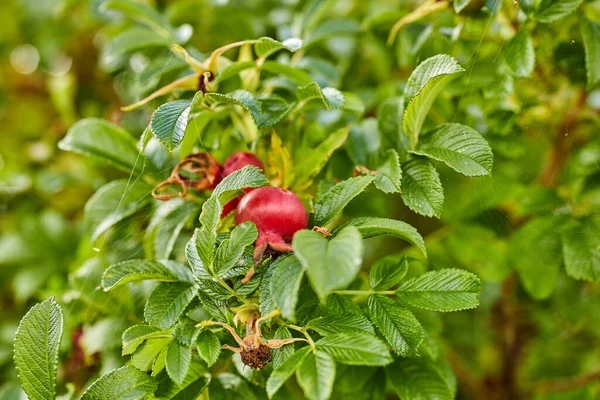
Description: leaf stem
xmin=387 ymin=0 xmax=449 ymax=46
xmin=332 ymin=290 xmax=395 ymax=296
xmin=286 ymin=324 xmax=316 ymax=351
xmin=215 ymin=278 xmax=252 ymax=305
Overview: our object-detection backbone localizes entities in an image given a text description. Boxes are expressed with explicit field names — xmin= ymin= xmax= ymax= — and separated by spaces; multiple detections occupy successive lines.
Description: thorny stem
xmin=286 ymin=324 xmax=316 ymax=351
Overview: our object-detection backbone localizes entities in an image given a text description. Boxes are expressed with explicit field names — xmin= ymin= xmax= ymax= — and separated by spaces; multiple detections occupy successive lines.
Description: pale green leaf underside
xmin=81 ymin=365 xmax=157 ymax=400
xmin=412 ymin=123 xmax=493 ymax=177
xmin=403 ymin=54 xmax=465 ymax=146
xmin=122 ymin=325 xmax=169 ymax=356
xmin=270 ymin=255 xmax=305 ymax=321
xmin=397 ymin=269 xmax=481 ymax=311
xmin=294 ymin=226 xmax=363 ymax=298
xmin=14 ymin=298 xmax=63 ymax=400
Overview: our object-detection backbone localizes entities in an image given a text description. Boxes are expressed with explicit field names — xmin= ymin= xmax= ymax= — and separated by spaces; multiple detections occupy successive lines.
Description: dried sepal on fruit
xmin=152 ymin=153 xmax=222 ymax=200
xmin=197 ymin=310 xmax=307 ymax=370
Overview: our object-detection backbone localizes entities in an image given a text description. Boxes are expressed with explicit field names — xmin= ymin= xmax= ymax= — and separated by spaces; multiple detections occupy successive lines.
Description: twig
xmin=536 ymin=370 xmax=600 ymax=394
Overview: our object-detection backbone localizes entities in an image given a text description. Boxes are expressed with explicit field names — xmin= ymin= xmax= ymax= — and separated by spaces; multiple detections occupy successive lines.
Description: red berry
xmin=221 ymin=152 xmax=265 ymax=216
xmin=235 ymin=186 xmax=308 ymax=261
xmin=222 ymin=152 xmax=264 ymax=176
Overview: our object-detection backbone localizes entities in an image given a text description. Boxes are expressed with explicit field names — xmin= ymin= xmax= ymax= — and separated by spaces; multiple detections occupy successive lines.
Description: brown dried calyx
xmin=152 ymin=153 xmax=221 ymax=201
xmin=197 ymin=310 xmax=307 ymax=370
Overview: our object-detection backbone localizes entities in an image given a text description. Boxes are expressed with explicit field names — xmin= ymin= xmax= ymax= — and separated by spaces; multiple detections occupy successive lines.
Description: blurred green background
xmin=2 ymin=0 xmax=600 ymax=399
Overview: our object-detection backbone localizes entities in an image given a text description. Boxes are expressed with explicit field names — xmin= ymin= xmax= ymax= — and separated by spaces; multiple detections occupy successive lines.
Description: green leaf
xmin=84 ymin=179 xmax=153 ymax=242
xmin=312 ymin=175 xmax=374 ymax=226
xmin=317 ymin=332 xmax=392 ymax=366
xmin=307 ymin=314 xmax=375 ymax=336
xmin=214 ymin=61 xmax=256 ymax=84
xmin=209 ymin=373 xmax=257 ymax=399
xmin=272 ymin=326 xmax=295 ymax=369
xmin=204 ymin=90 xmax=262 ymax=124
xmin=256 ymin=95 xmax=293 ymax=128
xmin=377 ymin=97 xmax=405 ymax=150
xmin=510 ymin=216 xmax=564 ymax=300
xmin=401 ymin=156 xmax=444 ymax=217
xmin=267 ymin=131 xmax=295 ymax=189
xmin=145 ymin=198 xmax=199 ymax=260
xmin=154 ymin=359 xmax=211 ymax=399
xmin=132 ymin=337 xmax=173 ymax=372
xmin=305 ymin=18 xmax=361 ymax=47
xmin=372 ymin=150 xmax=402 ymax=193
xmin=453 ymin=0 xmax=472 ymax=13
xmin=151 ymin=99 xmax=192 ymax=151
xmin=412 ymin=123 xmax=493 ymax=177
xmin=262 ymin=61 xmax=313 ymax=86
xmin=293 ymin=127 xmax=349 ymax=190
xmin=81 ymin=366 xmax=158 ymax=400
xmin=122 ymin=325 xmax=169 ymax=356
xmin=106 ymin=27 xmax=173 ymax=57
xmin=385 ymin=358 xmax=453 ymax=400
xmin=397 ymin=269 xmax=481 ymax=311
xmin=296 ymin=82 xmax=345 ymax=109
xmin=101 ymin=0 xmax=170 ymax=37
xmin=297 ymin=351 xmax=336 ymax=400
xmin=213 ymin=165 xmax=269 ymax=198
xmin=196 ymin=330 xmax=221 ymax=367
xmin=403 ymin=54 xmax=465 ymax=147
xmin=534 ymin=0 xmax=584 ymax=24
xmin=166 ymin=341 xmax=192 ymax=385
xmin=294 ymin=226 xmax=363 ymax=298
xmin=367 ymin=294 xmax=424 ymax=356
xmin=271 ymin=255 xmax=305 ymax=321
xmin=144 ymin=283 xmax=197 ymax=329
xmin=370 ymin=256 xmax=409 ymax=291
xmin=580 ymin=16 xmax=600 ymax=89
xmin=254 ymin=37 xmax=303 ymax=58
xmin=504 ymin=27 xmax=535 ymax=78
xmin=266 ymin=347 xmax=311 ymax=398
xmin=59 ymin=118 xmax=146 ymax=174
xmin=327 ymin=294 xmax=363 ymax=315
xmin=334 ymin=217 xmax=426 ymax=257
xmin=14 ymin=298 xmax=63 ymax=400
xmin=214 ymin=222 xmax=258 ymax=277
xmin=562 ymin=220 xmax=600 ymax=281
xmin=102 ymin=260 xmax=179 ymax=291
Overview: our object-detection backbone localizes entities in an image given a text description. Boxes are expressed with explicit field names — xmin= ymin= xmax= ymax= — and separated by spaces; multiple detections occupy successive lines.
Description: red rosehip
xmin=221 ymin=152 xmax=265 ymax=216
xmin=235 ymin=186 xmax=308 ymax=263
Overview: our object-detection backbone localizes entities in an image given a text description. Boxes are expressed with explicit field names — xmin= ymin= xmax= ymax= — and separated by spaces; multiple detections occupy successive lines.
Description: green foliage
xmin=5 ymin=0 xmax=600 ymax=399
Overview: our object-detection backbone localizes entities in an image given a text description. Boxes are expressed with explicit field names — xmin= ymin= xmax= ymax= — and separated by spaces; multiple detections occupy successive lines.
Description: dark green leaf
xmin=307 ymin=314 xmax=375 ymax=336
xmin=401 ymin=156 xmax=444 ymax=218
xmin=166 ymin=341 xmax=192 ymax=385
xmin=271 ymin=255 xmax=305 ymax=321
xmin=312 ymin=175 xmax=374 ymax=227
xmin=397 ymin=269 xmax=481 ymax=311
xmin=214 ymin=222 xmax=258 ymax=277
xmin=581 ymin=16 xmax=600 ymax=89
xmin=562 ymin=220 xmax=600 ymax=281
xmin=534 ymin=0 xmax=584 ymax=24
xmin=144 ymin=283 xmax=197 ymax=329
xmin=266 ymin=347 xmax=311 ymax=398
xmin=196 ymin=330 xmax=221 ymax=367
xmin=150 ymin=99 xmax=192 ymax=150
xmin=317 ymin=332 xmax=392 ymax=366
xmin=297 ymin=350 xmax=336 ymax=400
xmin=504 ymin=27 xmax=535 ymax=78
xmin=370 ymin=256 xmax=409 ymax=291
xmin=102 ymin=260 xmax=178 ymax=291
xmin=385 ymin=358 xmax=453 ymax=400
xmin=367 ymin=294 xmax=424 ymax=356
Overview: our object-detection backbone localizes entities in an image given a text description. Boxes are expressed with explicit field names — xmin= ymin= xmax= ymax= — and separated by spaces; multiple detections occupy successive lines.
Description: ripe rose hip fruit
xmin=235 ymin=186 xmax=308 ymax=264
xmin=221 ymin=152 xmax=265 ymax=216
